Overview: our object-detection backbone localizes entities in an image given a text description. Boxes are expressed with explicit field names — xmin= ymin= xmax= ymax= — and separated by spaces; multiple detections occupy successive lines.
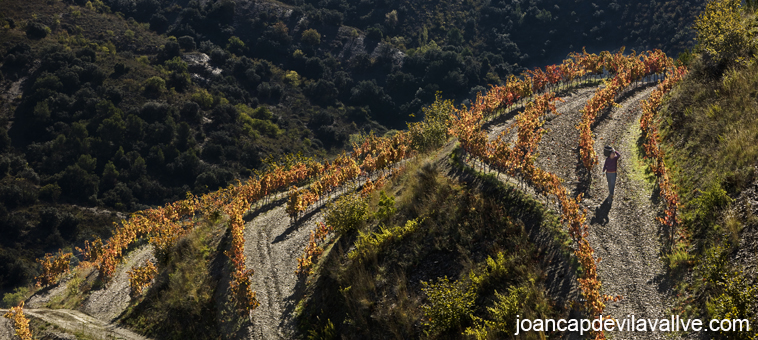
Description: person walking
xmin=602 ymin=146 xmax=620 ymax=200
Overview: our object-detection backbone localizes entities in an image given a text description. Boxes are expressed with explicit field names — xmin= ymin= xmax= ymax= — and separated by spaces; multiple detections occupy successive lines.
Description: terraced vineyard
xmin=5 ymin=50 xmax=687 ymax=340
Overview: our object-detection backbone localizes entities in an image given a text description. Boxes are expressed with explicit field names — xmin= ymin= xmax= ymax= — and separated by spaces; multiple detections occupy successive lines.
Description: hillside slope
xmin=0 ymin=0 xmax=707 ymax=294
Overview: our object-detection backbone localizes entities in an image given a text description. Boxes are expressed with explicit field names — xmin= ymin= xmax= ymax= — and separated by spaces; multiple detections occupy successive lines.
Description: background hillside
xmin=0 ymin=0 xmax=706 ymax=318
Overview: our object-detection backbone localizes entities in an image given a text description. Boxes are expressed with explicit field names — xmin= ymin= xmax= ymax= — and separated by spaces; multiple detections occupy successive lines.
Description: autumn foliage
xmin=639 ymin=67 xmax=688 ymax=233
xmin=128 ymin=260 xmax=158 ymax=298
xmin=577 ymin=49 xmax=675 ymax=170
xmin=3 ymin=302 xmax=33 ymax=340
xmin=448 ymin=49 xmax=683 ymax=339
xmin=296 ymin=222 xmax=333 ymax=276
xmin=35 ymin=251 xmax=73 ymax=288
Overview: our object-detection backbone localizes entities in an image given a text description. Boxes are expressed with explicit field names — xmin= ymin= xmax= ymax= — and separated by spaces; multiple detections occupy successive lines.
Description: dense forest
xmin=0 ymin=0 xmax=705 ymax=292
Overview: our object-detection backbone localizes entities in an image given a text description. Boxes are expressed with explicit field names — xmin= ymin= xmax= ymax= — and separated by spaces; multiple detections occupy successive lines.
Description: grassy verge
xmin=297 ymin=151 xmax=570 ymax=339
xmin=118 ymin=218 xmax=226 ymax=340
xmin=655 ymin=31 xmax=758 ymax=337
xmin=628 ymin=117 xmax=657 ymax=198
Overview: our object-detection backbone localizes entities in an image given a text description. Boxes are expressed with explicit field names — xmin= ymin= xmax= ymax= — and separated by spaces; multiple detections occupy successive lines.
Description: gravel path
xmin=82 ymin=244 xmax=156 ymax=322
xmin=0 ymin=317 xmax=13 ymax=340
xmin=474 ymin=81 xmax=679 ymax=338
xmin=532 ymin=83 xmax=679 ymax=338
xmin=244 ymin=202 xmax=326 ymax=339
xmin=583 ymin=85 xmax=676 ymax=339
xmin=0 ymin=308 xmax=151 ymax=340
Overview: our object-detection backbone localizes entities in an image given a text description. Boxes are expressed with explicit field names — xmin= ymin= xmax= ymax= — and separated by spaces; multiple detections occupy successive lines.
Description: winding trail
xmin=243 ymin=200 xmax=326 ymax=339
xmin=582 ymin=85 xmax=674 ymax=339
xmin=470 ymin=81 xmax=678 ymax=338
xmin=534 ymin=83 xmax=677 ymax=338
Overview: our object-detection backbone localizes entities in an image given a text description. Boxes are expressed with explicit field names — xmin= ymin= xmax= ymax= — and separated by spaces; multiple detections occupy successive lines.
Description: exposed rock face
xmin=182 ymin=53 xmax=223 ymax=85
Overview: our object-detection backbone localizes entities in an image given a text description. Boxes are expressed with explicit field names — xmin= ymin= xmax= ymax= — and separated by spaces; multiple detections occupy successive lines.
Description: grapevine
xmin=577 ymin=49 xmax=675 ymax=171
xmin=35 ymin=251 xmax=72 ymax=288
xmin=33 ymin=47 xmax=685 ymax=333
xmin=3 ymin=302 xmax=33 ymax=340
xmin=639 ymin=66 xmax=688 ymax=235
xmin=448 ymin=49 xmax=682 ymax=339
xmin=296 ymin=222 xmax=333 ymax=276
xmin=127 ymin=260 xmax=158 ymax=298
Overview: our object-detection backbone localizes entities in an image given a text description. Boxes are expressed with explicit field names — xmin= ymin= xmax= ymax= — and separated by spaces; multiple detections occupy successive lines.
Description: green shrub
xmin=348 ymin=217 xmax=421 ymax=260
xmin=421 ymin=276 xmax=476 ymax=336
xmin=39 ymin=183 xmax=62 ymax=202
xmin=191 ymin=88 xmax=214 ymax=109
xmin=2 ymin=287 xmax=29 ymax=308
xmin=687 ymin=181 xmax=732 ymax=234
xmin=301 ymin=29 xmax=321 ymax=46
xmin=374 ymin=190 xmax=395 ymax=221
xmin=227 ymin=36 xmax=246 ymax=54
xmin=692 ymin=0 xmax=752 ymax=63
xmin=325 ymin=193 xmax=368 ymax=234
xmin=469 ymin=251 xmax=510 ymax=291
xmin=706 ymin=272 xmax=756 ymax=339
xmin=485 ymin=286 xmax=529 ymax=334
xmin=407 ymin=93 xmax=452 ymax=152
xmin=698 ymin=245 xmax=729 ymax=286
xmin=142 ymin=76 xmax=166 ymax=96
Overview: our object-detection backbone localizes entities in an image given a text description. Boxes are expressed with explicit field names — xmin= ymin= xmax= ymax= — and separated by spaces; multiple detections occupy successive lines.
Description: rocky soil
xmin=469 ymin=80 xmax=682 ymax=338
xmin=243 ymin=201 xmax=327 ymax=339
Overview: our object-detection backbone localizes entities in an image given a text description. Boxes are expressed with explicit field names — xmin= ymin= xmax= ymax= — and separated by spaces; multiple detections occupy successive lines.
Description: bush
xmin=142 ymin=76 xmax=167 ymax=97
xmin=59 ymin=164 xmax=99 ymax=202
xmin=687 ymin=181 xmax=732 ymax=234
xmin=375 ymin=191 xmax=396 ymax=221
xmin=226 ymin=36 xmax=246 ymax=54
xmin=178 ymin=36 xmax=196 ymax=50
xmin=325 ymin=193 xmax=368 ymax=234
xmin=407 ymin=92 xmax=452 ymax=152
xmin=693 ymin=0 xmax=751 ymax=63
xmin=26 ymin=22 xmax=48 ymax=39
xmin=2 ymin=287 xmax=29 ymax=308
xmin=191 ymin=89 xmax=214 ymax=109
xmin=301 ymin=28 xmax=321 ymax=46
xmin=706 ymin=271 xmax=756 ymax=339
xmin=421 ymin=276 xmax=476 ymax=336
xmin=39 ymin=183 xmax=62 ymax=202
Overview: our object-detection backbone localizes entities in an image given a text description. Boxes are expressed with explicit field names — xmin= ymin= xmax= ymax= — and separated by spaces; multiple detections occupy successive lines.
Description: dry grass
xmin=296 ymin=154 xmax=567 ymax=339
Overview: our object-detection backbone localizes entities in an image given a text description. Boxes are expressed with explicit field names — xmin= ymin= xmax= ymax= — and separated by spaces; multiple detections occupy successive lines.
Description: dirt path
xmin=82 ymin=244 xmax=156 ymax=322
xmin=475 ymin=81 xmax=678 ymax=338
xmin=0 ymin=308 xmax=151 ymax=340
xmin=244 ymin=201 xmax=326 ymax=339
xmin=0 ymin=317 xmax=13 ymax=340
xmin=532 ymin=83 xmax=677 ymax=338
xmin=583 ymin=86 xmax=676 ymax=339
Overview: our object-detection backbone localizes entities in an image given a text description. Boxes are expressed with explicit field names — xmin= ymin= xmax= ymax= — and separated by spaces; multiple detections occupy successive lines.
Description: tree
xmin=178 ymin=36 xmax=196 ymax=50
xmin=26 ymin=22 xmax=48 ymax=39
xmin=142 ymin=76 xmax=166 ymax=97
xmin=301 ymin=29 xmax=321 ymax=46
xmin=227 ymin=36 xmax=247 ymax=54
xmin=59 ymin=165 xmax=99 ymax=202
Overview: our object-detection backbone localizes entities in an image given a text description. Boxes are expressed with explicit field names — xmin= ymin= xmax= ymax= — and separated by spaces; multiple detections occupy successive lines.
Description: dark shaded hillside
xmin=104 ymin=0 xmax=707 ymax=124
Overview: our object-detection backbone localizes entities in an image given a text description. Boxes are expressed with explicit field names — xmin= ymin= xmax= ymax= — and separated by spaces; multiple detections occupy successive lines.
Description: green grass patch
xmin=628 ymin=116 xmax=657 ymax=196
